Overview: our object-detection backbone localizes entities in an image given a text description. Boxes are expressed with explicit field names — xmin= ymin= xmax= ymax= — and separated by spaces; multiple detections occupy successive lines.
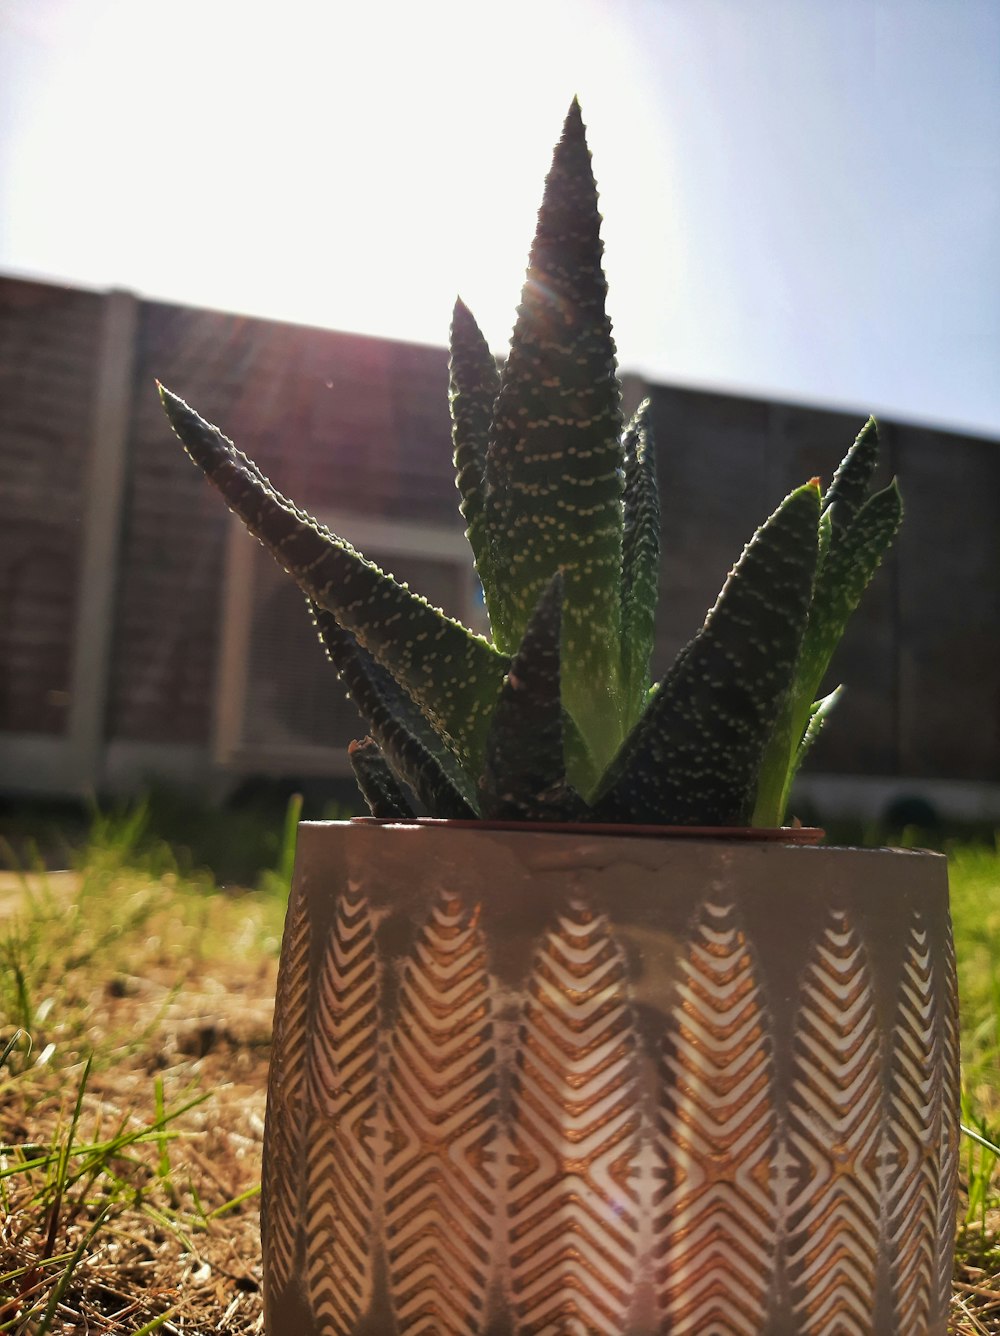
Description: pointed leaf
xmin=592 ymin=480 xmax=821 ymax=826
xmin=483 ymin=99 xmax=625 ymax=769
xmin=823 ymin=415 xmax=879 ymax=533
xmin=348 ymin=738 xmax=417 ymax=818
xmin=809 ymin=480 xmax=903 ymax=664
xmin=562 ymin=707 xmax=601 ymax=799
xmin=449 ymin=298 xmax=499 ymax=598
xmin=752 ymin=473 xmax=902 ymax=826
xmin=480 ymin=572 xmax=587 ymax=821
xmin=310 ymin=604 xmax=477 ymax=818
xmin=620 ymin=399 xmax=660 ymax=726
xmin=795 ymin=685 xmax=844 ymax=771
xmin=160 ymin=385 xmax=508 ymax=774
xmin=755 ymin=687 xmax=843 ymax=829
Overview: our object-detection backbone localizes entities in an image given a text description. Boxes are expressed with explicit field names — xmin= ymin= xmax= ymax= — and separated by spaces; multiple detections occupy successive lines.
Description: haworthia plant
xmin=751 ymin=419 xmax=903 ymax=825
xmin=161 ymin=100 xmax=901 ymax=827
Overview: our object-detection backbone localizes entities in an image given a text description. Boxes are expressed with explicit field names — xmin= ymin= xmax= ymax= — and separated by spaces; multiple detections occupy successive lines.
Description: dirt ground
xmin=0 ymin=870 xmax=278 ymax=1333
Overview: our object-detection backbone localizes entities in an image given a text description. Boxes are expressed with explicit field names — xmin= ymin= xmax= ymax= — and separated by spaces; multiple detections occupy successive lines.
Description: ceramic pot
xmin=262 ymin=820 xmax=958 ymax=1336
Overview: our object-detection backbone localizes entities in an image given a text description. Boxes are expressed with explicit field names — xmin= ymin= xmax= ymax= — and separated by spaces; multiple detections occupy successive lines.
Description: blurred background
xmin=2 ymin=0 xmax=999 ymax=861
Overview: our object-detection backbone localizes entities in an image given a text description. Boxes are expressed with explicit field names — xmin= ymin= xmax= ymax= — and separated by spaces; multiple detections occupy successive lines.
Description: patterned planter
xmin=262 ymin=820 xmax=958 ymax=1336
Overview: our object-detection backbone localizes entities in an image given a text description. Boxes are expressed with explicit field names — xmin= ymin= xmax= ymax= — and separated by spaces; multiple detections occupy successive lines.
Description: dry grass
xmin=0 ymin=813 xmax=997 ymax=1333
xmin=0 ymin=819 xmax=281 ymax=1333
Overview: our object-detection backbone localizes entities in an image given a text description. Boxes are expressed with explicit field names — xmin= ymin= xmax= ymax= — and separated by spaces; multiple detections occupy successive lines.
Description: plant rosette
xmin=160 ymin=101 xmax=903 ymax=836
xmin=160 ymin=102 xmax=956 ymax=1335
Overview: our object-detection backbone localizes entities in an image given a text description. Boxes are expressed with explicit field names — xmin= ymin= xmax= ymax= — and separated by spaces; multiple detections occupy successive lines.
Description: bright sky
xmin=2 ymin=0 xmax=998 ymax=437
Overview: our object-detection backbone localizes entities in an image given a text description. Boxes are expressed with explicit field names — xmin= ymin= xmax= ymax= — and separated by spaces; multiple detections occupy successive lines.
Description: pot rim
xmin=347 ymin=816 xmax=826 ymax=845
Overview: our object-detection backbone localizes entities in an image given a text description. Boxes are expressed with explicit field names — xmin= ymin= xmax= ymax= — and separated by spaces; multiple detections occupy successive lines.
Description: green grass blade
xmin=160 ymin=385 xmax=508 ymax=774
xmin=0 ymin=1029 xmax=26 ymax=1071
xmin=961 ymin=1122 xmax=1000 ymax=1157
xmin=593 ymin=480 xmax=820 ymax=825
xmin=205 ymin=1182 xmax=261 ymax=1221
xmin=0 ymin=1254 xmax=76 ymax=1286
xmin=153 ymin=1076 xmax=171 ymax=1181
xmin=483 ymin=100 xmax=625 ymax=767
xmin=449 ymin=297 xmax=499 ymax=603
xmin=620 ymin=400 xmax=660 ymax=727
xmin=34 ymin=1201 xmax=114 ymax=1335
xmin=130 ymin=1312 xmax=178 ymax=1335
xmin=277 ymin=791 xmax=303 ymax=887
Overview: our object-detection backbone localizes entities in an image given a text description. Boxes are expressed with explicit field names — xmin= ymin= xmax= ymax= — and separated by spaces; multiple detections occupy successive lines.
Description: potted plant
xmin=161 ymin=101 xmax=957 ymax=1336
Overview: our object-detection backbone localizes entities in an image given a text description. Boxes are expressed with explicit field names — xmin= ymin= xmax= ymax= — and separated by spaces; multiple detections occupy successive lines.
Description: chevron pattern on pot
xmin=507 ymin=898 xmax=641 ymax=1335
xmin=653 ymin=899 xmax=779 ymax=1334
xmin=934 ymin=917 xmax=961 ymax=1328
xmin=262 ymin=888 xmax=312 ymax=1297
xmin=885 ymin=914 xmax=943 ymax=1332
xmin=785 ymin=909 xmax=884 ymax=1335
xmin=304 ymin=890 xmax=379 ymax=1336
xmin=382 ymin=891 xmax=499 ymax=1334
xmin=263 ymin=851 xmax=956 ymax=1336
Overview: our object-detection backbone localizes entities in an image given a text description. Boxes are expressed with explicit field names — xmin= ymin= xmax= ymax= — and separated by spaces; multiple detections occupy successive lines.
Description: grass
xmin=0 ymin=807 xmax=286 ymax=1333
xmin=949 ymin=840 xmax=1000 ymax=1332
xmin=0 ymin=806 xmax=998 ymax=1333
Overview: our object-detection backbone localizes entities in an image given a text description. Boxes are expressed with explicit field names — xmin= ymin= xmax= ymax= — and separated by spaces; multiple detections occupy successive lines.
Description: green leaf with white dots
xmin=592 ymin=479 xmax=821 ymax=825
xmin=310 ymin=604 xmax=477 ymax=817
xmin=823 ymin=415 xmax=879 ymax=532
xmin=483 ymin=99 xmax=625 ymax=772
xmin=348 ymin=737 xmax=417 ymax=818
xmin=480 ymin=572 xmax=587 ymax=821
xmin=620 ymin=399 xmax=660 ymax=728
xmin=807 ymin=481 xmax=902 ymax=670
xmin=449 ymin=298 xmax=499 ymax=608
xmin=160 ymin=385 xmax=508 ymax=776
xmin=752 ymin=435 xmax=902 ymax=826
xmin=796 ymin=685 xmax=843 ymax=771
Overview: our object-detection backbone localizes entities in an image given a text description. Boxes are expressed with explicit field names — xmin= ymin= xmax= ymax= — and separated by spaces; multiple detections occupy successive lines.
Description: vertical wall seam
xmin=66 ymin=288 xmax=139 ymax=793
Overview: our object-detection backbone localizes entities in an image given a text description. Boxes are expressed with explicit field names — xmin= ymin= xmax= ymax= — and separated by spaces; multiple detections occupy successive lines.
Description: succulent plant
xmin=160 ymin=100 xmax=901 ymax=827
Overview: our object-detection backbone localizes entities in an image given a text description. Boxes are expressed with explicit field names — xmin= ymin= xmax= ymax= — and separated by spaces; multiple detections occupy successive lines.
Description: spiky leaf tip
xmin=449 ymin=298 xmax=499 ymax=600
xmin=824 ymin=415 xmax=880 ymax=532
xmin=480 ymin=571 xmax=587 ymax=822
xmin=753 ymin=455 xmax=902 ymax=826
xmin=813 ymin=479 xmax=903 ymax=641
xmin=348 ymin=738 xmax=416 ymax=818
xmin=482 ymin=100 xmax=626 ymax=768
xmin=592 ymin=479 xmax=822 ymax=826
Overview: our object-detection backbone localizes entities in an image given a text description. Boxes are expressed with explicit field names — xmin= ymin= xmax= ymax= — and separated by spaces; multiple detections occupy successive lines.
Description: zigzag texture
xmin=382 ymin=891 xmax=498 ymax=1334
xmin=785 ymin=909 xmax=883 ymax=1336
xmin=886 ymin=914 xmax=941 ymax=1332
xmin=507 ymin=898 xmax=640 ymax=1334
xmin=653 ymin=899 xmax=778 ymax=1335
xmin=934 ymin=917 xmax=961 ymax=1325
xmin=304 ymin=890 xmax=380 ymax=1336
xmin=262 ymin=889 xmax=312 ymax=1297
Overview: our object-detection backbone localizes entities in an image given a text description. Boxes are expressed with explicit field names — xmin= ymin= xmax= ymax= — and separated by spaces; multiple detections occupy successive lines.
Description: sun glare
xmin=1 ymin=0 xmax=654 ymax=361
xmin=7 ymin=0 xmax=995 ymax=432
